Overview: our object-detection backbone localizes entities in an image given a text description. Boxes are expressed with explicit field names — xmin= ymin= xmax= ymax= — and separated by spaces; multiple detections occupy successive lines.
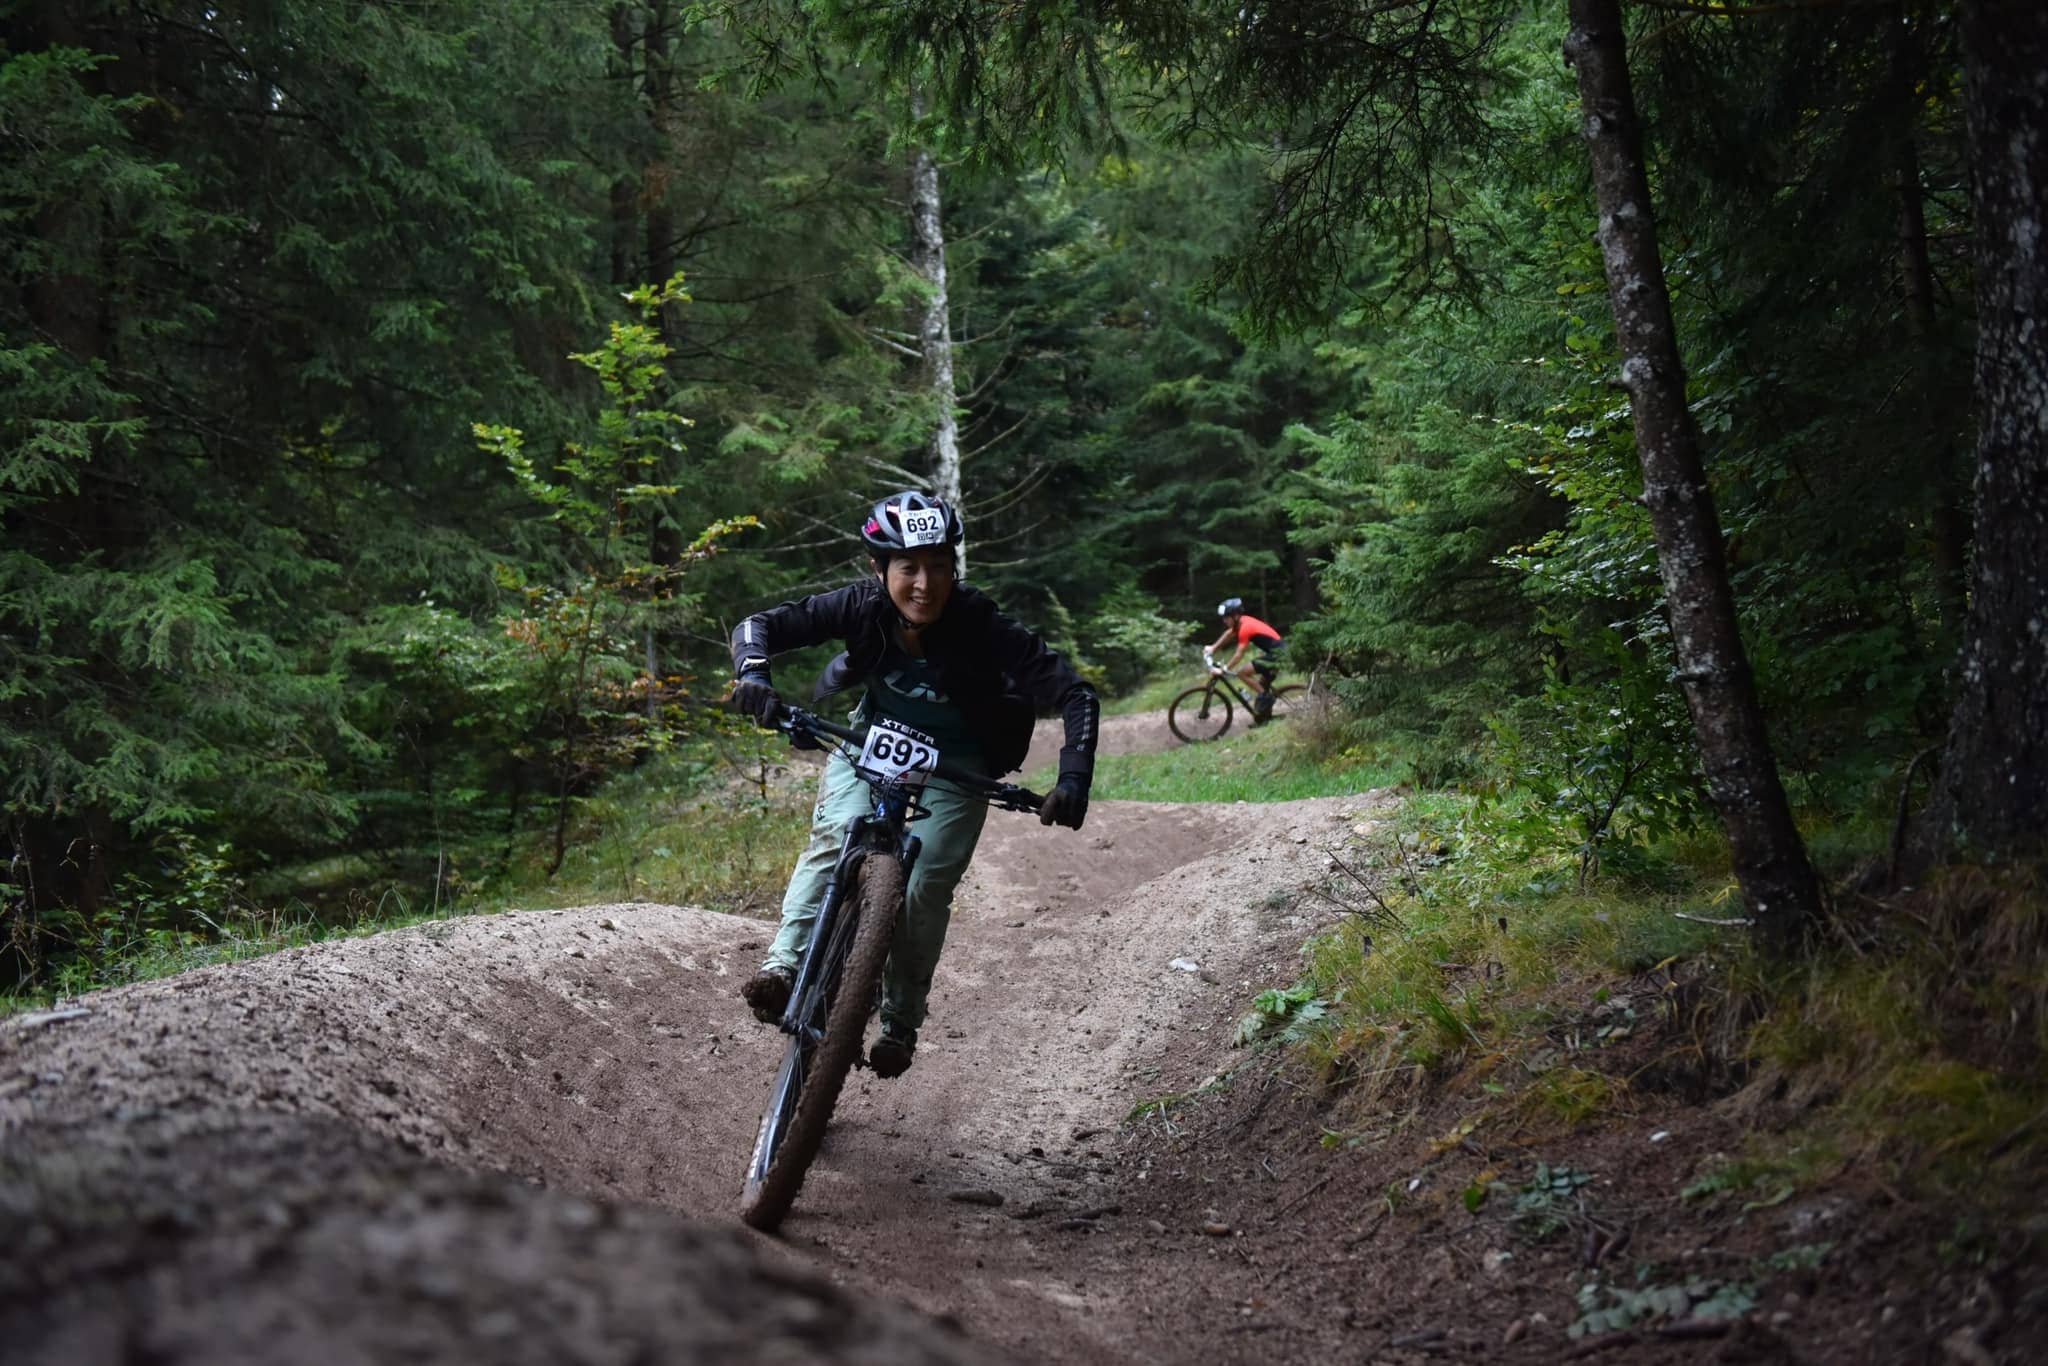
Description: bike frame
xmin=774 ymin=787 xmax=921 ymax=1042
xmin=1204 ymin=665 xmax=1267 ymax=710
xmin=768 ymin=706 xmax=1042 ymax=1044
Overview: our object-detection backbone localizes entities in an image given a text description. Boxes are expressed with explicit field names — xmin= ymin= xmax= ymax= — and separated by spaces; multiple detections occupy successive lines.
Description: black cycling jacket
xmin=729 ymin=579 xmax=1098 ymax=779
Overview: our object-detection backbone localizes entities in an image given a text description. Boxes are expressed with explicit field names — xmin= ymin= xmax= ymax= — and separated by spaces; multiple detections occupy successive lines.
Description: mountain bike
xmin=739 ymin=703 xmax=1047 ymax=1232
xmin=1167 ymin=665 xmax=1315 ymax=744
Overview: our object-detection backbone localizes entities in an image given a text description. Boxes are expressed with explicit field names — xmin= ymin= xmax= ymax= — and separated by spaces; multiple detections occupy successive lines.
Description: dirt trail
xmin=1 ymin=710 xmax=1396 ymax=1365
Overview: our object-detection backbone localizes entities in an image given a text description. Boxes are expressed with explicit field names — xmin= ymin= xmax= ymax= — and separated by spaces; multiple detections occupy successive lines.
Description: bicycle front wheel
xmin=738 ymin=852 xmax=903 ymax=1232
xmin=1168 ymin=682 xmax=1233 ymax=743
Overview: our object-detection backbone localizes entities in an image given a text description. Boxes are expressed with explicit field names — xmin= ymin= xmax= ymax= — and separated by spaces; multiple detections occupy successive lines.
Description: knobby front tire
xmin=1168 ymin=682 xmax=1233 ymax=743
xmin=738 ymin=852 xmax=903 ymax=1232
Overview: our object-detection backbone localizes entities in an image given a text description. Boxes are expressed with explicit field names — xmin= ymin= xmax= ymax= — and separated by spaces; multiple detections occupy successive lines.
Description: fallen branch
xmin=1310 ymin=850 xmax=1409 ymax=931
xmin=12 ymin=1007 xmax=92 ymax=1031
xmin=1672 ymin=912 xmax=1753 ymax=927
xmin=1389 ymin=1328 xmax=1447 ymax=1349
xmin=1343 ymin=1208 xmax=1390 ymax=1249
xmin=1265 ymin=1174 xmax=1334 ymax=1223
xmin=1985 ymin=1103 xmax=2048 ymax=1162
xmin=1888 ymin=745 xmax=1939 ymax=886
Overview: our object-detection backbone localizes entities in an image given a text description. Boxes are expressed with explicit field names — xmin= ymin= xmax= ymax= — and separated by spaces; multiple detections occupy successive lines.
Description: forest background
xmin=3 ymin=0 xmax=2039 ymax=1013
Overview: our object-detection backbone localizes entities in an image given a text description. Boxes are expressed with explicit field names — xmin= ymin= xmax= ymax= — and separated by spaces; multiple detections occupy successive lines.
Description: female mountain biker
xmin=1204 ymin=597 xmax=1285 ymax=721
xmin=727 ymin=491 xmax=1099 ymax=1078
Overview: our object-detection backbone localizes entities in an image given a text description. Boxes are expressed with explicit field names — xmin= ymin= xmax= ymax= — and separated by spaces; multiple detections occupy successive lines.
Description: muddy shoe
xmin=740 ymin=967 xmax=793 ymax=1024
xmin=867 ymin=1027 xmax=916 ymax=1079
xmin=1251 ymin=692 xmax=1275 ymax=723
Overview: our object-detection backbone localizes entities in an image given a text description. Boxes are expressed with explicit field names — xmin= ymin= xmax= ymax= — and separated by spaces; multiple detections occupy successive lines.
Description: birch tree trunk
xmin=1910 ymin=0 xmax=2048 ymax=867
xmin=1564 ymin=0 xmax=1823 ymax=952
xmin=908 ymin=135 xmax=964 ymax=573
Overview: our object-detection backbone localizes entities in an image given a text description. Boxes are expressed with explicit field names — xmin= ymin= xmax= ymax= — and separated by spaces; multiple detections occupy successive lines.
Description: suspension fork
xmin=778 ymin=802 xmax=923 ymax=1038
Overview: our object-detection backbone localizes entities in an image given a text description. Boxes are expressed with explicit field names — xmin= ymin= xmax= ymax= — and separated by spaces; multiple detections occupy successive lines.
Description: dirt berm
xmin=3 ymin=731 xmax=1391 ymax=1365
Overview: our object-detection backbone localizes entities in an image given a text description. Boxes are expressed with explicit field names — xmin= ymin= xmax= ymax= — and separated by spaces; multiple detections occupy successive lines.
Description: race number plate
xmin=899 ymin=505 xmax=949 ymax=547
xmin=856 ymin=717 xmax=941 ymax=785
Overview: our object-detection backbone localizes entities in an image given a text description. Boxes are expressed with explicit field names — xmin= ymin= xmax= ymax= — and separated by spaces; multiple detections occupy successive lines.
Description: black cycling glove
xmin=1038 ymin=750 xmax=1093 ymax=831
xmin=732 ymin=660 xmax=780 ymax=729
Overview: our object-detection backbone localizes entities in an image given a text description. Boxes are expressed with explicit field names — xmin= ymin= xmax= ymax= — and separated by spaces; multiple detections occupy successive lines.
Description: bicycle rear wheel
xmin=1168 ymin=682 xmax=1233 ymax=743
xmin=739 ymin=852 xmax=903 ymax=1232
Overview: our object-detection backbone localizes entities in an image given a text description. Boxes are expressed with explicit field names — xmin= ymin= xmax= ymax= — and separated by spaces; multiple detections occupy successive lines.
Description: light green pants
xmin=764 ymin=750 xmax=989 ymax=1035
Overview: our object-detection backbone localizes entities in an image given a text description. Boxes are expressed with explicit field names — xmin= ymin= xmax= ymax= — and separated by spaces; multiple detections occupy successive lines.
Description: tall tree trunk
xmin=608 ymin=5 xmax=640 ymax=287
xmin=1564 ymin=0 xmax=1823 ymax=953
xmin=642 ymin=0 xmax=679 ymax=344
xmin=908 ymin=131 xmax=964 ymax=572
xmin=1910 ymin=0 xmax=2048 ymax=868
xmin=1890 ymin=37 xmax=1971 ymax=637
xmin=1290 ymin=540 xmax=1320 ymax=618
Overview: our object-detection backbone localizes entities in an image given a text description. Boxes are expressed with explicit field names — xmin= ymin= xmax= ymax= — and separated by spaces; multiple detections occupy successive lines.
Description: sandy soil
xmin=0 ymin=704 xmax=1395 ymax=1365
xmin=7 ymin=706 xmax=2035 ymax=1364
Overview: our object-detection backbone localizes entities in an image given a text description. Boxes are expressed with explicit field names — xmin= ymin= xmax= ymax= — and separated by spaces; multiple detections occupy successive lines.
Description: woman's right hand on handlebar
xmin=732 ymin=666 xmax=781 ymax=728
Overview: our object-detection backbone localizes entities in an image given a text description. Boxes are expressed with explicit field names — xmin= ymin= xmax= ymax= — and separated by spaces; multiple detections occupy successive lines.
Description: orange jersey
xmin=1235 ymin=614 xmax=1282 ymax=648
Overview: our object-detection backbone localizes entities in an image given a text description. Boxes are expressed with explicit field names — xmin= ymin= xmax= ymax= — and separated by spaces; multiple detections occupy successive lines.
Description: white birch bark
xmin=908 ymin=138 xmax=964 ymax=574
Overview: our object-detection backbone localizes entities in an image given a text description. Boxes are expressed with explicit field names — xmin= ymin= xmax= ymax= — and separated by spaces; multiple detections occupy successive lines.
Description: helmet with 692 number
xmin=862 ymin=491 xmax=963 ymax=554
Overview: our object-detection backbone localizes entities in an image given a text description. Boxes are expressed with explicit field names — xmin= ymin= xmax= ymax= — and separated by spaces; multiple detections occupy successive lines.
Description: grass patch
xmin=1236 ymin=783 xmax=2048 ymax=1212
xmin=1100 ymin=673 xmax=1199 ymax=716
xmin=1744 ymin=870 xmax=2048 ymax=1189
xmin=1523 ymin=1067 xmax=1628 ymax=1129
xmin=488 ymin=740 xmax=809 ymax=916
xmin=1274 ymin=789 xmax=1733 ymax=1104
xmin=1039 ymin=718 xmax=1402 ymax=803
xmin=1681 ymin=1140 xmax=1845 ymax=1208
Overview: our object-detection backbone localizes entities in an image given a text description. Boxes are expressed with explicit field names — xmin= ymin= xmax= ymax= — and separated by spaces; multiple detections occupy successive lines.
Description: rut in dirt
xmin=2 ymin=757 xmax=1394 ymax=1366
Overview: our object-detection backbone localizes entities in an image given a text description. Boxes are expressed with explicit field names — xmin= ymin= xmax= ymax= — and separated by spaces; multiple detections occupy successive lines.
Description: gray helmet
xmin=1218 ymin=597 xmax=1244 ymax=617
xmin=862 ymin=491 xmax=963 ymax=555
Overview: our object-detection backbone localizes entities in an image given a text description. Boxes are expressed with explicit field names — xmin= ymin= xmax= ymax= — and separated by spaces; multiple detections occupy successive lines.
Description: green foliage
xmin=1571 ymin=1275 xmax=1757 ymax=1339
xmin=1046 ymin=721 xmax=1400 ymax=805
xmin=1524 ymin=1067 xmax=1623 ymax=1129
xmin=1079 ymin=588 xmax=1190 ymax=696
xmin=1485 ymin=629 xmax=1706 ymax=888
xmin=1233 ymin=983 xmax=1329 ymax=1048
xmin=1512 ymin=1162 xmax=1593 ymax=1242
xmin=1740 ymin=870 xmax=2048 ymax=1195
xmin=1572 ymin=1239 xmax=1829 ymax=1339
xmin=0 ymin=0 xmax=2011 ymax=1025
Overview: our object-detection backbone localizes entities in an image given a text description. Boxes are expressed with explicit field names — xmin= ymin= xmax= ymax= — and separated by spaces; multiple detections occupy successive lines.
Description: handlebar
xmin=773 ymin=704 xmax=1047 ymax=814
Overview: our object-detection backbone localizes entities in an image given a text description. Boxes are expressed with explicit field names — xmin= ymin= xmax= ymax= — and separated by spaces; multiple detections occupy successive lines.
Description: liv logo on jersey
xmin=882 ymin=668 xmax=948 ymax=704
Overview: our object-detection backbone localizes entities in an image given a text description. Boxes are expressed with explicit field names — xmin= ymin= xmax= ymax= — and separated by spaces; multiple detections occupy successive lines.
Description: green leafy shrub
xmin=1081 ymin=587 xmax=1189 ymax=696
xmin=1485 ymin=627 xmax=1704 ymax=888
xmin=1512 ymin=1161 xmax=1594 ymax=1241
xmin=1233 ymin=983 xmax=1329 ymax=1047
